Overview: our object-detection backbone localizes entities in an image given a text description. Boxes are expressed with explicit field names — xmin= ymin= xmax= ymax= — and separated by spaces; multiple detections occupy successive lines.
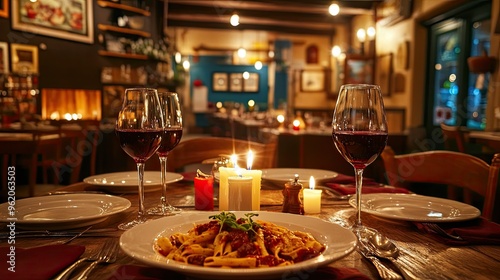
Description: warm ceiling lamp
xmin=367 ymin=27 xmax=376 ymax=40
xmin=329 ymin=3 xmax=340 ymax=16
xmin=230 ymin=13 xmax=240 ymax=26
xmin=237 ymin=48 xmax=246 ymax=58
xmin=254 ymin=60 xmax=263 ymax=70
xmin=356 ymin=28 xmax=366 ymax=43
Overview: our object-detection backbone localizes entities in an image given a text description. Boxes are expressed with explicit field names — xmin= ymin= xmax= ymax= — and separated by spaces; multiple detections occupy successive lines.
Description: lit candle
xmin=292 ymin=119 xmax=300 ymax=131
xmin=218 ymin=155 xmax=239 ymax=211
xmin=194 ymin=170 xmax=214 ymax=211
xmin=245 ymin=150 xmax=262 ymax=211
xmin=218 ymin=166 xmax=238 ymax=211
xmin=303 ymin=176 xmax=322 ymax=214
xmin=228 ymin=175 xmax=253 ymax=211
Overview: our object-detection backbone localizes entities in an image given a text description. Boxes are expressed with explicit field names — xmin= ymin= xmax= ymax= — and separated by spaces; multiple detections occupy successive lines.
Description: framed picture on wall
xmin=0 ymin=0 xmax=9 ymax=18
xmin=375 ymin=53 xmax=393 ymax=96
xmin=243 ymin=73 xmax=259 ymax=92
xmin=300 ymin=70 xmax=325 ymax=92
xmin=212 ymin=72 xmax=228 ymax=91
xmin=12 ymin=0 xmax=94 ymax=44
xmin=11 ymin=43 xmax=38 ymax=74
xmin=229 ymin=73 xmax=243 ymax=92
xmin=344 ymin=55 xmax=374 ymax=85
xmin=0 ymin=42 xmax=8 ymax=74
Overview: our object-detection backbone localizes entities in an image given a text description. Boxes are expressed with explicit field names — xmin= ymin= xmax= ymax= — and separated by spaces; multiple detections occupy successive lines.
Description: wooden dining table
xmin=2 ymin=179 xmax=499 ymax=280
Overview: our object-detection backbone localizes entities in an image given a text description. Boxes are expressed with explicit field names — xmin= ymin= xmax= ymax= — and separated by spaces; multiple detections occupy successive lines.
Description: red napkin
xmin=414 ymin=218 xmax=500 ymax=246
xmin=0 ymin=244 xmax=85 ymax=280
xmin=109 ymin=265 xmax=370 ymax=280
xmin=325 ymin=174 xmax=410 ymax=195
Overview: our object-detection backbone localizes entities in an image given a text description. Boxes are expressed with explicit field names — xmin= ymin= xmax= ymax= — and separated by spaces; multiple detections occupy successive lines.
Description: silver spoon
xmin=361 ymin=230 xmax=417 ymax=280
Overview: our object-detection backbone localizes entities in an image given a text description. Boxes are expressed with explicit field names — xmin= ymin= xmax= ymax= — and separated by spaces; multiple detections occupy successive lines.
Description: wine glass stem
xmin=159 ymin=156 xmax=169 ymax=207
xmin=354 ymin=167 xmax=364 ymax=229
xmin=137 ymin=162 xmax=145 ymax=219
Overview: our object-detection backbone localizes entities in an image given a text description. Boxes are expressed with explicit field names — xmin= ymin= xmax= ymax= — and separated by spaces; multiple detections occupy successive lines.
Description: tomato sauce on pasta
xmin=154 ymin=212 xmax=326 ymax=268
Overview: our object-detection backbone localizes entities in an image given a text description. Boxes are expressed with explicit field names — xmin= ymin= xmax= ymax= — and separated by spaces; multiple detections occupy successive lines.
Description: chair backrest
xmin=166 ymin=136 xmax=277 ymax=172
xmin=380 ymin=146 xmax=500 ymax=220
xmin=440 ymin=123 xmax=467 ymax=152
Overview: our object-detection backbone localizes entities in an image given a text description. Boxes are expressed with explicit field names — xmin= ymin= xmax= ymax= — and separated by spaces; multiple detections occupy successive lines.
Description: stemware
xmin=147 ymin=92 xmax=183 ymax=216
xmin=331 ymin=84 xmax=388 ymax=234
xmin=115 ymin=88 xmax=164 ymax=230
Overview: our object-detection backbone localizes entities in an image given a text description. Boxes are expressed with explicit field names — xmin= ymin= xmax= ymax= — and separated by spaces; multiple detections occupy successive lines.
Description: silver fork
xmin=75 ymin=239 xmax=119 ymax=280
xmin=53 ymin=246 xmax=99 ymax=280
xmin=422 ymin=223 xmax=463 ymax=240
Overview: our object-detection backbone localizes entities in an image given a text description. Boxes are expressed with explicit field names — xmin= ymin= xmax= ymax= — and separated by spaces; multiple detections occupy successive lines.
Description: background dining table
xmin=1 ymin=179 xmax=499 ymax=280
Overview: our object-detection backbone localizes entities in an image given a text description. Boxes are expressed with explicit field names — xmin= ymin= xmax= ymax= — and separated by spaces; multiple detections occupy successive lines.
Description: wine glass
xmin=331 ymin=84 xmax=388 ymax=235
xmin=147 ymin=92 xmax=183 ymax=216
xmin=115 ymin=88 xmax=164 ymax=230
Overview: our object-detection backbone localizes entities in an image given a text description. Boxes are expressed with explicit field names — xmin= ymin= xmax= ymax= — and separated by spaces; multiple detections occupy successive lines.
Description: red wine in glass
xmin=156 ymin=128 xmax=183 ymax=157
xmin=116 ymin=129 xmax=163 ymax=162
xmin=147 ymin=92 xmax=183 ymax=216
xmin=332 ymin=131 xmax=388 ymax=169
xmin=115 ymin=87 xmax=164 ymax=230
xmin=331 ymin=84 xmax=388 ymax=235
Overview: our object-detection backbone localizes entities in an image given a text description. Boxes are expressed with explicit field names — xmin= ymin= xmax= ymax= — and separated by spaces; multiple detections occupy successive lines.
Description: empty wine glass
xmin=115 ymin=88 xmax=164 ymax=230
xmin=147 ymin=92 xmax=183 ymax=216
xmin=331 ymin=84 xmax=388 ymax=235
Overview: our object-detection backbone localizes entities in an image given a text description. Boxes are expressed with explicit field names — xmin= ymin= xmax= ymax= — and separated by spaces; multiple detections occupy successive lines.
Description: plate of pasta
xmin=120 ymin=211 xmax=357 ymax=279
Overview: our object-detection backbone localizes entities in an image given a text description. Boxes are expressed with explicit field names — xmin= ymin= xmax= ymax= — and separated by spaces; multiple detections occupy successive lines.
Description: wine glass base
xmin=351 ymin=224 xmax=378 ymax=239
xmin=146 ymin=204 xmax=181 ymax=216
xmin=118 ymin=216 xmax=148 ymax=230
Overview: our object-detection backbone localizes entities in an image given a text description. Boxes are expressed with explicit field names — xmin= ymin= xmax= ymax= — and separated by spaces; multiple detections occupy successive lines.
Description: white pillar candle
xmin=228 ymin=176 xmax=253 ymax=211
xmin=303 ymin=176 xmax=322 ymax=214
xmin=218 ymin=167 xmax=238 ymax=211
xmin=244 ymin=150 xmax=262 ymax=211
xmin=241 ymin=169 xmax=262 ymax=211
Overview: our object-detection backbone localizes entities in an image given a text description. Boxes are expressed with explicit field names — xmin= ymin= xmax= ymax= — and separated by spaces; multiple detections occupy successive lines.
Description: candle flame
xmin=247 ymin=150 xmax=254 ymax=170
xmin=230 ymin=154 xmax=238 ymax=168
xmin=309 ymin=176 xmax=315 ymax=190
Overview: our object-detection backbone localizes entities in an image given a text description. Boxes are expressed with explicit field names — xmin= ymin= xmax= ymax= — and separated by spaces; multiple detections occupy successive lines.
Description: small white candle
xmin=303 ymin=176 xmax=322 ymax=214
xmin=228 ymin=175 xmax=253 ymax=211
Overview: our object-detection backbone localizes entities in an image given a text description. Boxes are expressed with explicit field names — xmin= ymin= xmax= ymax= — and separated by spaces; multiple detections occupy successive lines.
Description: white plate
xmin=261 ymin=168 xmax=338 ymax=187
xmin=83 ymin=171 xmax=183 ymax=193
xmin=120 ymin=211 xmax=357 ymax=280
xmin=350 ymin=193 xmax=481 ymax=222
xmin=0 ymin=194 xmax=131 ymax=230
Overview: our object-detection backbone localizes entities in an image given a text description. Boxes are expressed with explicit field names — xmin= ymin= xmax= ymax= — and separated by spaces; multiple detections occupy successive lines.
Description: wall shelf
xmin=98 ymin=50 xmax=148 ymax=60
xmin=98 ymin=24 xmax=151 ymax=37
xmin=97 ymin=1 xmax=151 ymax=16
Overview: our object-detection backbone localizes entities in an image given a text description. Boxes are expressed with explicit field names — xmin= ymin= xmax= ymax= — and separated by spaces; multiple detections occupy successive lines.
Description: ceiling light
xmin=254 ymin=60 xmax=263 ymax=70
xmin=230 ymin=13 xmax=240 ymax=26
xmin=367 ymin=27 xmax=376 ymax=40
xmin=243 ymin=72 xmax=250 ymax=79
xmin=174 ymin=52 xmax=182 ymax=64
xmin=182 ymin=60 xmax=190 ymax=70
xmin=356 ymin=28 xmax=366 ymax=43
xmin=237 ymin=48 xmax=246 ymax=58
xmin=331 ymin=45 xmax=341 ymax=57
xmin=329 ymin=3 xmax=340 ymax=16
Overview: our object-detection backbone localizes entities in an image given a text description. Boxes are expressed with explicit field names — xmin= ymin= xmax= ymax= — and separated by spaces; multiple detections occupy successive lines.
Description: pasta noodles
xmin=154 ymin=212 xmax=325 ymax=268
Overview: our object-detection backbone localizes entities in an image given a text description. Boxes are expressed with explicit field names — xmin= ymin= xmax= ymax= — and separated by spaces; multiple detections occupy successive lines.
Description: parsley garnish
xmin=209 ymin=212 xmax=260 ymax=236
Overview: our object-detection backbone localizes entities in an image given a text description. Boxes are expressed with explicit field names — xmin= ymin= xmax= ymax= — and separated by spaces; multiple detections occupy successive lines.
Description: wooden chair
xmin=165 ymin=136 xmax=278 ymax=172
xmin=380 ymin=146 xmax=500 ymax=220
xmin=440 ymin=123 xmax=495 ymax=158
xmin=1 ymin=131 xmax=63 ymax=197
xmin=47 ymin=120 xmax=101 ymax=185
